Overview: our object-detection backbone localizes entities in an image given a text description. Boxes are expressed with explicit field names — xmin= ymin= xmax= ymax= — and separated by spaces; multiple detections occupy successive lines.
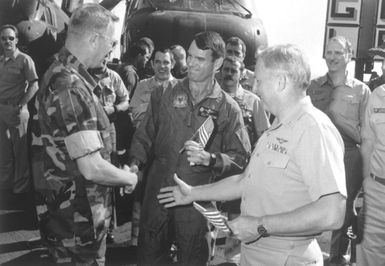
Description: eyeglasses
xmin=1 ymin=36 xmax=15 ymax=41
xmin=95 ymin=33 xmax=118 ymax=49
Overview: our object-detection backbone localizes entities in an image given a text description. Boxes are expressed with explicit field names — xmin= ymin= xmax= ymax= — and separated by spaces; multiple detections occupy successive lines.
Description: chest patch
xmin=173 ymin=93 xmax=188 ymax=108
xmin=374 ymin=107 xmax=385 ymax=113
xmin=198 ymin=106 xmax=218 ymax=119
xmin=267 ymin=141 xmax=288 ymax=155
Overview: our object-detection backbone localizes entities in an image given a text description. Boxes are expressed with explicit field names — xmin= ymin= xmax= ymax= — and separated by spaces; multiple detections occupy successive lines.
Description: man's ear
xmin=89 ymin=33 xmax=98 ymax=48
xmin=214 ymin=57 xmax=224 ymax=73
xmin=276 ymin=73 xmax=287 ymax=92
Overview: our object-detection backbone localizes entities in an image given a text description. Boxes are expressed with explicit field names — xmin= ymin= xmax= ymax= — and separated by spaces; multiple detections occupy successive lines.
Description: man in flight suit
xmin=129 ymin=31 xmax=251 ymax=266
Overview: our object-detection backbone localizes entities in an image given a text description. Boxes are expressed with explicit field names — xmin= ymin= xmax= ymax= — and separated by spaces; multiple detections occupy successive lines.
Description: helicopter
xmin=120 ymin=0 xmax=268 ymax=69
xmin=0 ymin=0 xmax=268 ymax=73
xmin=0 ymin=0 xmax=70 ymax=76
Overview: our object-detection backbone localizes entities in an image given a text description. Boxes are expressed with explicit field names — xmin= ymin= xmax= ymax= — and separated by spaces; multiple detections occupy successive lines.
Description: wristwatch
xmin=257 ymin=224 xmax=269 ymax=238
xmin=209 ymin=153 xmax=217 ymax=166
xmin=245 ymin=224 xmax=269 ymax=245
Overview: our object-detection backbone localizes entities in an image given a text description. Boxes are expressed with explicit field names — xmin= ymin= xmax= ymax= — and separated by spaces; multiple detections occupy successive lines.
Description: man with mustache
xmin=219 ymin=56 xmax=269 ymax=264
xmin=221 ymin=56 xmax=269 ymax=146
xmin=0 ymin=24 xmax=38 ymax=194
xmin=217 ymin=37 xmax=256 ymax=93
xmin=31 ymin=4 xmax=137 ymax=265
xmin=308 ymin=36 xmax=371 ymax=266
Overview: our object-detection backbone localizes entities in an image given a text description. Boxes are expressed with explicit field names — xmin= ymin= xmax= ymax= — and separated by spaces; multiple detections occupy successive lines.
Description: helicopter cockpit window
xmin=140 ymin=0 xmax=250 ymax=17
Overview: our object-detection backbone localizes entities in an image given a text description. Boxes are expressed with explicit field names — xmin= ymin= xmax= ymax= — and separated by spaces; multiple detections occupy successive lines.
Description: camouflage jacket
xmin=31 ymin=48 xmax=113 ymax=246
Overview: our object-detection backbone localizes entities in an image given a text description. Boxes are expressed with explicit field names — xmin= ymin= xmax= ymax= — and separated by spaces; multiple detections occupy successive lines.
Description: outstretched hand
xmin=157 ymin=174 xmax=193 ymax=208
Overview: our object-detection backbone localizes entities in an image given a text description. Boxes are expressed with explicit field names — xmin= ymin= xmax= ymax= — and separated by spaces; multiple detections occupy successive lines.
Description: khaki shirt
xmin=308 ymin=74 xmax=370 ymax=147
xmin=241 ymin=96 xmax=346 ymax=236
xmin=0 ymin=48 xmax=38 ymax=104
xmin=361 ymin=86 xmax=385 ymax=177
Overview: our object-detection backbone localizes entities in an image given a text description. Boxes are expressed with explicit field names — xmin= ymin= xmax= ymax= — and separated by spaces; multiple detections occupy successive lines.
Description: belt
xmin=370 ymin=173 xmax=385 ymax=186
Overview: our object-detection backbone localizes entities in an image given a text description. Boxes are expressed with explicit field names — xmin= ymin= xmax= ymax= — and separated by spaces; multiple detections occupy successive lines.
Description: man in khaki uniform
xmin=0 ymin=24 xmax=38 ymax=193
xmin=358 ymin=84 xmax=385 ymax=265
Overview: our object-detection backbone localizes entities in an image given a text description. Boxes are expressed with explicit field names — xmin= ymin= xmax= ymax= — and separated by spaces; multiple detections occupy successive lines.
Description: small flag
xmin=193 ymin=202 xmax=232 ymax=234
xmin=195 ymin=116 xmax=214 ymax=147
xmin=179 ymin=116 xmax=215 ymax=153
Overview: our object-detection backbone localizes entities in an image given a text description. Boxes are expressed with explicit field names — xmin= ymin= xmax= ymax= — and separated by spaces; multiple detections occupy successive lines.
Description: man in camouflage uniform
xmin=31 ymin=4 xmax=137 ymax=265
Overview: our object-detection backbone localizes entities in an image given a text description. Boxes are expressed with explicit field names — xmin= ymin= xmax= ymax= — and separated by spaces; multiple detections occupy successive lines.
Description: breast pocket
xmin=331 ymin=94 xmax=360 ymax=120
xmin=263 ymin=151 xmax=290 ymax=169
xmin=2 ymin=66 xmax=22 ymax=83
xmin=372 ymin=114 xmax=385 ymax=135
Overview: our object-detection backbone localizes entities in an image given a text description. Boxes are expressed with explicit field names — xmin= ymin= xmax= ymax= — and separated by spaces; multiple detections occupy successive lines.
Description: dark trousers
xmin=137 ymin=205 xmax=210 ymax=266
xmin=329 ymin=146 xmax=363 ymax=263
xmin=0 ymin=105 xmax=30 ymax=193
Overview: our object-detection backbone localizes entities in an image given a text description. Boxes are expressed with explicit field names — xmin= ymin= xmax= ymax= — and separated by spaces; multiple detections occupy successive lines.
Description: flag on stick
xmin=195 ymin=116 xmax=214 ymax=147
xmin=179 ymin=116 xmax=214 ymax=153
xmin=193 ymin=202 xmax=232 ymax=234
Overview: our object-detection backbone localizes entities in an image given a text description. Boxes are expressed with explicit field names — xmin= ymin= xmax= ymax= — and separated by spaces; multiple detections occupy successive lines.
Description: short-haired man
xmin=171 ymin=44 xmax=188 ymax=79
xmin=129 ymin=31 xmax=251 ymax=265
xmin=130 ymin=48 xmax=177 ymax=127
xmin=217 ymin=36 xmax=255 ymax=92
xmin=221 ymin=56 xmax=269 ymax=145
xmin=308 ymin=36 xmax=371 ymax=265
xmin=118 ymin=44 xmax=151 ymax=98
xmin=0 ymin=24 xmax=38 ymax=193
xmin=31 ymin=4 xmax=137 ymax=265
xmin=158 ymin=44 xmax=347 ymax=265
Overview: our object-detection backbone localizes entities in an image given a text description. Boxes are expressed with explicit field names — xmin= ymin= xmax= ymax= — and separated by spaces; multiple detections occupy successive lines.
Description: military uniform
xmin=368 ymin=75 xmax=385 ymax=91
xmin=32 ymin=48 xmax=113 ymax=265
xmin=308 ymin=74 xmax=370 ymax=264
xmin=239 ymin=68 xmax=255 ymax=92
xmin=221 ymin=84 xmax=269 ymax=215
xmin=91 ymin=67 xmax=129 ymax=159
xmin=357 ymin=86 xmax=385 ymax=265
xmin=216 ymin=68 xmax=255 ymax=93
xmin=130 ymin=75 xmax=176 ymax=127
xmin=240 ymin=97 xmax=346 ymax=265
xmin=130 ymin=78 xmax=251 ymax=266
xmin=232 ymin=85 xmax=269 ymax=145
xmin=0 ymin=48 xmax=38 ymax=193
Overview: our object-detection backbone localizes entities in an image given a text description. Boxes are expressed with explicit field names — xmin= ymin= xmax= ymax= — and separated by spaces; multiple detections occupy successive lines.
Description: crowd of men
xmin=1 ymin=3 xmax=385 ymax=266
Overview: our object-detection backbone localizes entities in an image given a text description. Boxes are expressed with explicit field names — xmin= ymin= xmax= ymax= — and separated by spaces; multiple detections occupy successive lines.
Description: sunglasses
xmin=1 ymin=36 xmax=15 ymax=41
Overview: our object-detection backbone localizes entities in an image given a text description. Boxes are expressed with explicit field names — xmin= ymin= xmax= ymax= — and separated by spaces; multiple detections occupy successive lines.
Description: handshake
xmin=120 ymin=164 xmax=140 ymax=195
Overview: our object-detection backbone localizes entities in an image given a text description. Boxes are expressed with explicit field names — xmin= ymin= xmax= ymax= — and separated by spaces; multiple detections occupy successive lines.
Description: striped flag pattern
xmin=193 ymin=202 xmax=231 ymax=234
xmin=196 ymin=116 xmax=214 ymax=148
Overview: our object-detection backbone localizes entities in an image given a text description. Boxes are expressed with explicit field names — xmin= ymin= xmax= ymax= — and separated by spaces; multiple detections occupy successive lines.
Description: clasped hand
xmin=183 ymin=140 xmax=210 ymax=166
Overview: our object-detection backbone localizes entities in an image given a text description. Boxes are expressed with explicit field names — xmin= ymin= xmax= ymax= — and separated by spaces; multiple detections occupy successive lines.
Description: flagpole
xmin=178 ymin=116 xmax=211 ymax=154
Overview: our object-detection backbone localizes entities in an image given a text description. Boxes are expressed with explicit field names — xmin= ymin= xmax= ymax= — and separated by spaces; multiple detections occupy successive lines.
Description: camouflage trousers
xmin=36 ymin=179 xmax=112 ymax=265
